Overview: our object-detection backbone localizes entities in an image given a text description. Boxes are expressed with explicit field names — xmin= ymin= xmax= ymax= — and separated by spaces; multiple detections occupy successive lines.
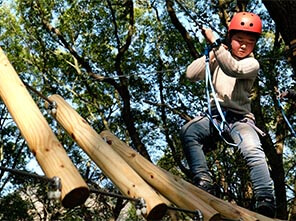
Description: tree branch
xmin=165 ymin=0 xmax=199 ymax=59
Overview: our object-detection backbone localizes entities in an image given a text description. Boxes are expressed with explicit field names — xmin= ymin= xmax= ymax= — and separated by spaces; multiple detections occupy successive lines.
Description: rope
xmin=0 ymin=166 xmax=62 ymax=199
xmin=0 ymin=165 xmax=52 ymax=182
xmin=22 ymin=80 xmax=54 ymax=105
xmin=274 ymin=87 xmax=296 ymax=138
xmin=277 ymin=98 xmax=296 ymax=137
xmin=203 ymin=45 xmax=243 ymax=147
xmin=174 ymin=0 xmax=220 ymax=35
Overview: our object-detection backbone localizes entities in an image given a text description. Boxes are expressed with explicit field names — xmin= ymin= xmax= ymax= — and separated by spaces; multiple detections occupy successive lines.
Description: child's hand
xmin=201 ymin=28 xmax=216 ymax=44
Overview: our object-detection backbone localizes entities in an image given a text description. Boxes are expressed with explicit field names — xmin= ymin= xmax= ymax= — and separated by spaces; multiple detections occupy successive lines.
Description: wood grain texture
xmin=0 ymin=48 xmax=89 ymax=208
xmin=100 ymin=130 xmax=283 ymax=221
xmin=48 ymin=94 xmax=167 ymax=220
xmin=100 ymin=131 xmax=221 ymax=221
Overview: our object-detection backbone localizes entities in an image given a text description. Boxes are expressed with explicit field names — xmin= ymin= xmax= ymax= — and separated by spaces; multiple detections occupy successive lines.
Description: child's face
xmin=230 ymin=32 xmax=257 ymax=59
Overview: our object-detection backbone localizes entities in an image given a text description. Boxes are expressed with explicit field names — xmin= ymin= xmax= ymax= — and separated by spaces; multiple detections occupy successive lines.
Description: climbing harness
xmin=276 ymin=96 xmax=296 ymax=137
xmin=203 ymin=45 xmax=243 ymax=147
xmin=239 ymin=118 xmax=266 ymax=137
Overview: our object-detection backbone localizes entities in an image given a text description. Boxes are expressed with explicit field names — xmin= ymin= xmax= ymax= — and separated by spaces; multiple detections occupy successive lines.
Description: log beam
xmin=100 ymin=130 xmax=282 ymax=221
xmin=47 ymin=94 xmax=167 ymax=220
xmin=0 ymin=48 xmax=89 ymax=208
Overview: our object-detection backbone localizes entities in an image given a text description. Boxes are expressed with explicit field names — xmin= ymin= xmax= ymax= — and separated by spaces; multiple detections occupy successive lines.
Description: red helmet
xmin=228 ymin=12 xmax=262 ymax=34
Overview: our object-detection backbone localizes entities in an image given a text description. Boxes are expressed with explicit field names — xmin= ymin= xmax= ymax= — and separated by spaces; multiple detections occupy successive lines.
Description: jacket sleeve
xmin=186 ymin=56 xmax=206 ymax=82
xmin=213 ymin=46 xmax=259 ymax=79
xmin=186 ymin=51 xmax=217 ymax=82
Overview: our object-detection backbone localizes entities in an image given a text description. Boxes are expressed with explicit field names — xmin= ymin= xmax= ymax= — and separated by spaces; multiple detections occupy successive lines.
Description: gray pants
xmin=180 ymin=114 xmax=274 ymax=198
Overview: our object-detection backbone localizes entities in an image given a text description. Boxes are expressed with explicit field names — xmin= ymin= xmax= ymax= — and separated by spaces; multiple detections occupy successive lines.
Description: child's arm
xmin=213 ymin=46 xmax=259 ymax=79
xmin=186 ymin=56 xmax=206 ymax=82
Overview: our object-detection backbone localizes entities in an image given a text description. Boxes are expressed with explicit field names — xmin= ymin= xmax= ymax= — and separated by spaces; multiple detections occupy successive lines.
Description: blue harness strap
xmin=277 ymin=97 xmax=296 ymax=137
xmin=204 ymin=45 xmax=243 ymax=147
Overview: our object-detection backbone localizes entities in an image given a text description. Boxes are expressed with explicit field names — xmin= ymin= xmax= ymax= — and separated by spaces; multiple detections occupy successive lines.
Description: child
xmin=180 ymin=12 xmax=275 ymax=217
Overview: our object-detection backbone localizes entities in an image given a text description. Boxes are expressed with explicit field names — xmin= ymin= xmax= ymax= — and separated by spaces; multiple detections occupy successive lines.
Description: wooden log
xmin=235 ymin=206 xmax=286 ymax=221
xmin=100 ymin=130 xmax=281 ymax=221
xmin=47 ymin=94 xmax=167 ymax=220
xmin=0 ymin=48 xmax=89 ymax=208
xmin=100 ymin=131 xmax=221 ymax=221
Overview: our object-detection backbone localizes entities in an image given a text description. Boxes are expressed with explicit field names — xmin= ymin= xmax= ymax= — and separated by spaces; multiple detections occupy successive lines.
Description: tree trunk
xmin=263 ymin=0 xmax=296 ymax=77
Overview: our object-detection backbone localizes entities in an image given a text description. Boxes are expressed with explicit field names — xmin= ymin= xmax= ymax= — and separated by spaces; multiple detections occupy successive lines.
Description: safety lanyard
xmin=277 ymin=98 xmax=296 ymax=137
xmin=204 ymin=45 xmax=243 ymax=146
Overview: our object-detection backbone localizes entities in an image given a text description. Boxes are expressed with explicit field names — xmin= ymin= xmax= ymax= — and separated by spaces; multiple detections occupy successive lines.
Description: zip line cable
xmin=0 ymin=166 xmax=62 ymax=199
xmin=89 ymin=187 xmax=139 ymax=203
xmin=174 ymin=0 xmax=220 ymax=34
xmin=22 ymin=79 xmax=58 ymax=115
xmin=277 ymin=98 xmax=296 ymax=137
xmin=46 ymin=46 xmax=187 ymax=81
xmin=0 ymin=165 xmax=52 ymax=182
xmin=89 ymin=67 xmax=186 ymax=80
xmin=20 ymin=66 xmax=186 ymax=100
xmin=21 ymin=80 xmax=54 ymax=105
xmin=275 ymin=87 xmax=296 ymax=137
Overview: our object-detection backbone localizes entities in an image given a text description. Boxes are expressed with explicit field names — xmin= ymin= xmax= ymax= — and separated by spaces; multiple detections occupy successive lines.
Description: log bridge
xmin=0 ymin=48 xmax=285 ymax=220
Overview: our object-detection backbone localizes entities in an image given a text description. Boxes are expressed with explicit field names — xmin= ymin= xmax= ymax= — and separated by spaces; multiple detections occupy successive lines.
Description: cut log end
xmin=62 ymin=186 xmax=90 ymax=208
xmin=146 ymin=203 xmax=167 ymax=220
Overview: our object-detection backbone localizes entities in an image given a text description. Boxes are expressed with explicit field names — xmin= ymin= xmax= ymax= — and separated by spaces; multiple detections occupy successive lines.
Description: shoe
xmin=255 ymin=196 xmax=276 ymax=218
xmin=193 ymin=176 xmax=216 ymax=195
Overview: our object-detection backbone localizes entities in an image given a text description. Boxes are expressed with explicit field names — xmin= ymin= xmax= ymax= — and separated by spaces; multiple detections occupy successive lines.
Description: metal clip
xmin=193 ymin=210 xmax=203 ymax=221
xmin=47 ymin=176 xmax=62 ymax=200
xmin=48 ymin=101 xmax=57 ymax=115
xmin=135 ymin=197 xmax=147 ymax=216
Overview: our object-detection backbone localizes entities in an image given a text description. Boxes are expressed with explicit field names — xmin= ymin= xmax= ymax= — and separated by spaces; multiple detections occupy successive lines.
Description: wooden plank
xmin=47 ymin=94 xmax=168 ymax=220
xmin=0 ymin=48 xmax=89 ymax=208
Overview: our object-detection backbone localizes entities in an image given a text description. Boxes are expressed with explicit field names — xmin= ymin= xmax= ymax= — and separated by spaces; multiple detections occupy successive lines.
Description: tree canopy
xmin=0 ymin=0 xmax=295 ymax=220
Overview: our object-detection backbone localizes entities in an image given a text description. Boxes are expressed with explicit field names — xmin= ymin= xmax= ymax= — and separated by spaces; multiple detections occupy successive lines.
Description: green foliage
xmin=0 ymin=0 xmax=294 ymax=220
xmin=0 ymin=192 xmax=33 ymax=221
